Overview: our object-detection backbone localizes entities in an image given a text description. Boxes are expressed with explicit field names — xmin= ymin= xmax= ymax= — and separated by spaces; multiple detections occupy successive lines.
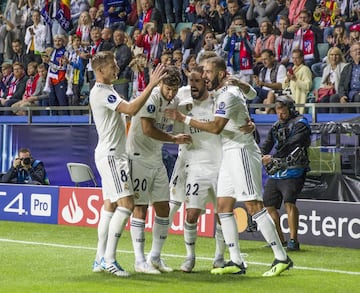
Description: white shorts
xmin=170 ymin=158 xmax=218 ymax=211
xmin=131 ymin=159 xmax=170 ymax=205
xmin=95 ymin=154 xmax=134 ymax=203
xmin=217 ymin=147 xmax=263 ymax=202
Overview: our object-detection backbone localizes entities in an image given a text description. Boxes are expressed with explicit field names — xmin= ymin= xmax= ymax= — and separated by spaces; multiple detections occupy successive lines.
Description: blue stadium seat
xmin=317 ymin=43 xmax=330 ymax=60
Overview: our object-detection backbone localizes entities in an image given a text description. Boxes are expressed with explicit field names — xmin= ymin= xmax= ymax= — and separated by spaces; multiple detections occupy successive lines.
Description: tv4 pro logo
xmin=3 ymin=192 xmax=51 ymax=216
xmin=0 ymin=185 xmax=59 ymax=224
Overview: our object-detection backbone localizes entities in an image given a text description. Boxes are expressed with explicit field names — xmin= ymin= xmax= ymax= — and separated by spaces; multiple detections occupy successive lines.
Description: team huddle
xmin=89 ymin=50 xmax=296 ymax=278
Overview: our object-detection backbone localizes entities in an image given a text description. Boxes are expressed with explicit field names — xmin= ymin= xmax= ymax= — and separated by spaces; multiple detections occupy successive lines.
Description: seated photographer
xmin=2 ymin=148 xmax=49 ymax=185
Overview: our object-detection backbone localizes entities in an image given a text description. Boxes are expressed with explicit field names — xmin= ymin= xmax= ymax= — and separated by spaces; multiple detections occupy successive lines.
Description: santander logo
xmin=61 ymin=191 xmax=84 ymax=223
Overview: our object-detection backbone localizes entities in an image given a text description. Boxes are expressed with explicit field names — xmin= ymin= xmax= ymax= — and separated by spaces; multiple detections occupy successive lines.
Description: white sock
xmin=184 ymin=221 xmax=197 ymax=258
xmin=104 ymin=206 xmax=131 ymax=264
xmin=168 ymin=200 xmax=182 ymax=227
xmin=150 ymin=216 xmax=169 ymax=260
xmin=214 ymin=222 xmax=226 ymax=260
xmin=95 ymin=208 xmax=113 ymax=263
xmin=253 ymin=208 xmax=287 ymax=261
xmin=218 ymin=213 xmax=244 ymax=265
xmin=130 ymin=217 xmax=146 ymax=263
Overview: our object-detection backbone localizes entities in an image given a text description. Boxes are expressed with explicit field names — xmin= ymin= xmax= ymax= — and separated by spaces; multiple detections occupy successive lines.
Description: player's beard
xmin=206 ymin=75 xmax=220 ymax=91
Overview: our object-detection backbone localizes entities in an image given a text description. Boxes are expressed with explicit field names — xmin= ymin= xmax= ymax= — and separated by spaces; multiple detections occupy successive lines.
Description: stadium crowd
xmin=1 ymin=0 xmax=360 ymax=115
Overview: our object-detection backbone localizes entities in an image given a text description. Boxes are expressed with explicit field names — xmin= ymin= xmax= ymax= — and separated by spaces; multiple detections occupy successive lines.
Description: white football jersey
xmin=90 ymin=83 xmax=126 ymax=160
xmin=180 ymin=95 xmax=222 ymax=164
xmin=127 ymin=87 xmax=180 ymax=167
xmin=213 ymin=85 xmax=259 ymax=150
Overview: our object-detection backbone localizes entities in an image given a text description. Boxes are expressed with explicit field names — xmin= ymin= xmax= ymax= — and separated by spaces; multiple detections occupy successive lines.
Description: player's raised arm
xmin=117 ymin=64 xmax=167 ymax=116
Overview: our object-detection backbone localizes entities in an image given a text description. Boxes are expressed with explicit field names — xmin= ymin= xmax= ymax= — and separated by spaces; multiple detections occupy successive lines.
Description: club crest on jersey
xmin=107 ymin=94 xmax=117 ymax=103
xmin=147 ymin=104 xmax=156 ymax=113
xmin=186 ymin=104 xmax=193 ymax=111
xmin=215 ymin=101 xmax=226 ymax=114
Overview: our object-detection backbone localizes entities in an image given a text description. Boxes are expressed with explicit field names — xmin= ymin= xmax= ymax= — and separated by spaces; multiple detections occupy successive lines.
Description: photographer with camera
xmin=261 ymin=96 xmax=311 ymax=251
xmin=2 ymin=148 xmax=48 ymax=185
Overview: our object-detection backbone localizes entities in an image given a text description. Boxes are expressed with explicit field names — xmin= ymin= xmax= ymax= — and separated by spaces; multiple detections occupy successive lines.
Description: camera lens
xmin=23 ymin=158 xmax=31 ymax=165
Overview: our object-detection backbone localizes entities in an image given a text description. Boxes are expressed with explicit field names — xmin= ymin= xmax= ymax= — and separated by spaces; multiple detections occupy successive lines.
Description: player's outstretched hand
xmin=148 ymin=64 xmax=167 ymax=87
xmin=173 ymin=133 xmax=192 ymax=144
xmin=164 ymin=109 xmax=185 ymax=122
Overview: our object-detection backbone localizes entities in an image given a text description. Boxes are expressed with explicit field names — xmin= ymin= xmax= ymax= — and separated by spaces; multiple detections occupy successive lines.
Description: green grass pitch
xmin=0 ymin=221 xmax=359 ymax=293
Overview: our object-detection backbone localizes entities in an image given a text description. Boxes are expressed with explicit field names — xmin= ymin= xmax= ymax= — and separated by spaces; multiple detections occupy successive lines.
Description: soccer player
xmin=168 ymin=66 xmax=223 ymax=272
xmin=126 ymin=65 xmax=192 ymax=274
xmin=165 ymin=56 xmax=293 ymax=277
xmin=90 ymin=51 xmax=166 ymax=277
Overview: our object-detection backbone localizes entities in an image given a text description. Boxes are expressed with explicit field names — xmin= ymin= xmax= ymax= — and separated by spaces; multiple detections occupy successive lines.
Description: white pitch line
xmin=1 ymin=238 xmax=359 ymax=276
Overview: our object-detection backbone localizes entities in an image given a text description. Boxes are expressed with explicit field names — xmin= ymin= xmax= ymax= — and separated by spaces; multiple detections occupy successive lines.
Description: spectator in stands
xmin=246 ymin=0 xmax=280 ymax=27
xmin=11 ymin=62 xmax=39 ymax=115
xmin=113 ymin=29 xmax=132 ymax=101
xmin=72 ymin=11 xmax=92 ymax=47
xmin=89 ymin=6 xmax=105 ymax=28
xmin=134 ymin=0 xmax=163 ymax=34
xmin=66 ymin=35 xmax=86 ymax=113
xmin=0 ymin=63 xmax=14 ymax=99
xmin=184 ymin=19 xmax=209 ymax=56
xmin=282 ymin=49 xmax=312 ymax=114
xmin=287 ymin=0 xmax=316 ymax=25
xmin=316 ymin=47 xmax=347 ymax=113
xmin=219 ymin=0 xmax=244 ymax=31
xmin=313 ymin=0 xmax=338 ymax=43
xmin=223 ymin=16 xmax=256 ymax=82
xmin=0 ymin=62 xmax=28 ymax=115
xmin=251 ymin=49 xmax=287 ymax=114
xmin=11 ymin=63 xmax=49 ymax=115
xmin=179 ymin=27 xmax=191 ymax=64
xmin=70 ymin=0 xmax=90 ymax=29
xmin=47 ymin=34 xmax=69 ymax=115
xmin=329 ymin=42 xmax=360 ymax=113
xmin=287 ymin=9 xmax=322 ymax=68
xmin=103 ymin=0 xmax=131 ymax=31
xmin=195 ymin=30 xmax=222 ymax=64
xmin=344 ymin=24 xmax=360 ymax=62
xmin=24 ymin=9 xmax=46 ymax=65
xmin=101 ymin=27 xmax=115 ymax=49
xmin=312 ymin=21 xmax=348 ymax=78
xmin=11 ymin=39 xmax=30 ymax=71
xmin=129 ymin=52 xmax=150 ymax=100
xmin=0 ymin=13 xmax=15 ymax=66
xmin=136 ymin=21 xmax=161 ymax=66
xmin=206 ymin=0 xmax=226 ymax=34
xmin=274 ymin=15 xmax=293 ymax=67
xmin=156 ymin=24 xmax=182 ymax=62
xmin=254 ymin=20 xmax=276 ymax=63
xmin=82 ymin=26 xmax=114 ymax=89
xmin=2 ymin=148 xmax=49 ymax=185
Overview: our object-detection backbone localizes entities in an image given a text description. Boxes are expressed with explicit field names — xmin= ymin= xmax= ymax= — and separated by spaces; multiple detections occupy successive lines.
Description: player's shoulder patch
xmin=107 ymin=94 xmax=117 ymax=103
xmin=215 ymin=101 xmax=226 ymax=115
xmin=147 ymin=104 xmax=156 ymax=113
